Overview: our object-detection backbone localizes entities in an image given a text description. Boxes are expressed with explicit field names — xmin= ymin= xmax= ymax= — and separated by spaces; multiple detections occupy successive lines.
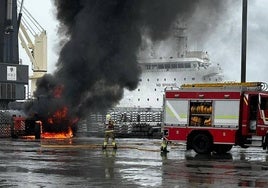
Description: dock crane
xmin=17 ymin=0 xmax=47 ymax=97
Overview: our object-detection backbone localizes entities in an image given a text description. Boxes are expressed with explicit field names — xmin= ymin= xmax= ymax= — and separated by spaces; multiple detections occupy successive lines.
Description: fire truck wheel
xmin=192 ymin=133 xmax=212 ymax=154
xmin=213 ymin=144 xmax=233 ymax=154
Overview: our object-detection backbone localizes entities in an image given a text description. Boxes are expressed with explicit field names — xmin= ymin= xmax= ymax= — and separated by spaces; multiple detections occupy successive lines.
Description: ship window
xmin=138 ymin=89 xmax=140 ymax=91
xmin=147 ymin=98 xmax=149 ymax=101
xmin=157 ymin=78 xmax=159 ymax=81
xmin=154 ymin=88 xmax=157 ymax=91
xmin=184 ymin=63 xmax=191 ymax=68
xmin=157 ymin=98 xmax=159 ymax=101
xmin=147 ymin=78 xmax=150 ymax=81
xmin=174 ymin=78 xmax=176 ymax=81
xmin=184 ymin=78 xmax=186 ymax=81
xmin=192 ymin=77 xmax=195 ymax=80
xmin=146 ymin=65 xmax=151 ymax=69
xmin=165 ymin=64 xmax=170 ymax=69
xmin=152 ymin=65 xmax=157 ymax=69
xmin=164 ymin=78 xmax=166 ymax=81
xmin=177 ymin=64 xmax=183 ymax=68
xmin=158 ymin=64 xmax=164 ymax=69
xmin=171 ymin=64 xmax=177 ymax=68
xmin=139 ymin=78 xmax=142 ymax=82
xmin=138 ymin=98 xmax=140 ymax=101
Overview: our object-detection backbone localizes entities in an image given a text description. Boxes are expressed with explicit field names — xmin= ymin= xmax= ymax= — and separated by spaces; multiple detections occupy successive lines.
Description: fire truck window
xmin=261 ymin=98 xmax=268 ymax=110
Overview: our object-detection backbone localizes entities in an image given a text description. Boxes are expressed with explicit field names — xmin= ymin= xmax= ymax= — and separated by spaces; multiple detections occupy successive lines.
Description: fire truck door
xmin=248 ymin=95 xmax=258 ymax=132
xmin=259 ymin=94 xmax=268 ymax=125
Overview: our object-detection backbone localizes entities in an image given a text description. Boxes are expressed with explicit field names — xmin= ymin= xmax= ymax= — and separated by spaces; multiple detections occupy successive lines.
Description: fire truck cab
xmin=161 ymin=82 xmax=268 ymax=154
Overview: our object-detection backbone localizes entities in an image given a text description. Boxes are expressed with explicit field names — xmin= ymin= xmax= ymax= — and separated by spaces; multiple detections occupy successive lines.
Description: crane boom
xmin=17 ymin=1 xmax=47 ymax=97
xmin=18 ymin=24 xmax=36 ymax=69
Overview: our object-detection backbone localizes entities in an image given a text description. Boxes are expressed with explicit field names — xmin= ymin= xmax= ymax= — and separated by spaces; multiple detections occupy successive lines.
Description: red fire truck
xmin=161 ymin=82 xmax=268 ymax=154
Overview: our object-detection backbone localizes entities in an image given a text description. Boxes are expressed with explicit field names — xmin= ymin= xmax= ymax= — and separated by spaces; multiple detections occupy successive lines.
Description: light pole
xmin=241 ymin=0 xmax=248 ymax=82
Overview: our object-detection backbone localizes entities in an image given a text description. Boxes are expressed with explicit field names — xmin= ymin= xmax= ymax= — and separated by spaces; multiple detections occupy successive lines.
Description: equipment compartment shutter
xmin=214 ymin=100 xmax=240 ymax=128
xmin=164 ymin=99 xmax=188 ymax=125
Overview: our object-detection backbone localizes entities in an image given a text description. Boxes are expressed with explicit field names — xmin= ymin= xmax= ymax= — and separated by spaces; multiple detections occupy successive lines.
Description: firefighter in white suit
xmin=102 ymin=114 xmax=117 ymax=149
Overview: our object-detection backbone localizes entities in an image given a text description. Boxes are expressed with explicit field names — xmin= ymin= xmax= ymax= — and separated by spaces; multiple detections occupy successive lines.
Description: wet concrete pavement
xmin=1 ymin=137 xmax=268 ymax=188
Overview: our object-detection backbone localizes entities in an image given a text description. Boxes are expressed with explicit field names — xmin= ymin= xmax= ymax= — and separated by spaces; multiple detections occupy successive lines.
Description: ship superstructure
xmin=118 ymin=51 xmax=223 ymax=109
xmin=118 ymin=21 xmax=223 ymax=109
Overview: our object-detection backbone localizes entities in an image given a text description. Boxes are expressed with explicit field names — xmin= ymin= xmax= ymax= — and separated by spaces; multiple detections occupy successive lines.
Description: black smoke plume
xmin=25 ymin=0 xmax=227 ymax=122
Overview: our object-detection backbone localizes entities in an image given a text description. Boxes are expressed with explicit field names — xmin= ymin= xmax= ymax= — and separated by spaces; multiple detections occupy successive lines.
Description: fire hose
xmin=41 ymin=143 xmax=166 ymax=152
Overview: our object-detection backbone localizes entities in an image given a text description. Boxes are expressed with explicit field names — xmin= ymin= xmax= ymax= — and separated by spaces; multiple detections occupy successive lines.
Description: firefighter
xmin=102 ymin=114 xmax=117 ymax=150
xmin=160 ymin=138 xmax=169 ymax=153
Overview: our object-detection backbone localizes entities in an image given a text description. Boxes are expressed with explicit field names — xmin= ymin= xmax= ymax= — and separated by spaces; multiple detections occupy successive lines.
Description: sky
xmin=187 ymin=0 xmax=268 ymax=83
xmin=19 ymin=0 xmax=268 ymax=83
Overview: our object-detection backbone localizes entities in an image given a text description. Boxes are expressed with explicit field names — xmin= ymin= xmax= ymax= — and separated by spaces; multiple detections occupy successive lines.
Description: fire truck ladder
xmin=181 ymin=82 xmax=268 ymax=91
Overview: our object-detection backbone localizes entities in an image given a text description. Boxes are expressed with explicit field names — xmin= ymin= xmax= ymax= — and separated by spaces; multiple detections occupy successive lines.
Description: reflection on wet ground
xmin=1 ymin=137 xmax=268 ymax=187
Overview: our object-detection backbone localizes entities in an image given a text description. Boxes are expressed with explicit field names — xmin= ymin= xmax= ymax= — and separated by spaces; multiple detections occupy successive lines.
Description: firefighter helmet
xmin=106 ymin=114 xmax=111 ymax=121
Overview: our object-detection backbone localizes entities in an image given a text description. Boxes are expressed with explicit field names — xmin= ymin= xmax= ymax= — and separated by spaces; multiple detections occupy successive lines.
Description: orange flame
xmin=41 ymin=106 xmax=77 ymax=139
xmin=53 ymin=85 xmax=64 ymax=98
xmin=41 ymin=127 xmax=73 ymax=139
xmin=48 ymin=106 xmax=68 ymax=124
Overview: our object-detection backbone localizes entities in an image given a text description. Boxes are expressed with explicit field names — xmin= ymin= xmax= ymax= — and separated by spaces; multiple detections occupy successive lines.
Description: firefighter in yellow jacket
xmin=102 ymin=114 xmax=117 ymax=149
